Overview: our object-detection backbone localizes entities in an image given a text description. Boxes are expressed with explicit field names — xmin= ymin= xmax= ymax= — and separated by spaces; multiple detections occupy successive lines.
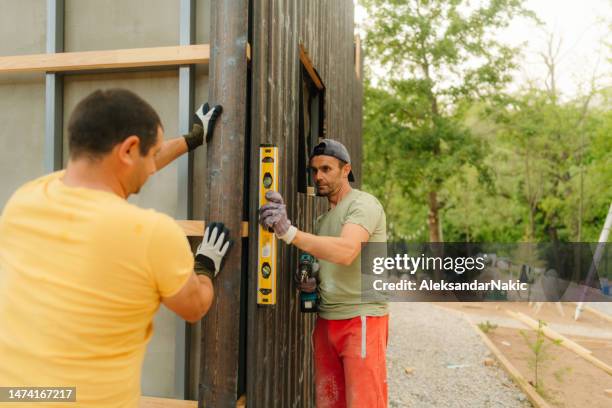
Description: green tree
xmin=361 ymin=0 xmax=535 ymax=241
xmin=492 ymin=84 xmax=610 ymax=242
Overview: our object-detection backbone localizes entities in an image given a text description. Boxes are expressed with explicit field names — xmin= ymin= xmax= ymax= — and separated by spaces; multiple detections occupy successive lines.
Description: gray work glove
xmin=297 ymin=277 xmax=317 ymax=293
xmin=258 ymin=191 xmax=297 ymax=244
xmin=294 ymin=260 xmax=319 ymax=293
xmin=194 ymin=222 xmax=232 ymax=279
xmin=183 ymin=103 xmax=223 ymax=151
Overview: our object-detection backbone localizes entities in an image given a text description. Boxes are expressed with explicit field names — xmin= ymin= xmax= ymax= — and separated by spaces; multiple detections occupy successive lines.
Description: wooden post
xmin=199 ymin=0 xmax=248 ymax=406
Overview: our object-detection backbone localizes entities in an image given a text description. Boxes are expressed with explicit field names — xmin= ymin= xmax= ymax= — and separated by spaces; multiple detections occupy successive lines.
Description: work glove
xmin=297 ymin=276 xmax=317 ymax=293
xmin=258 ymin=191 xmax=297 ymax=244
xmin=194 ymin=222 xmax=232 ymax=279
xmin=183 ymin=103 xmax=223 ymax=151
xmin=294 ymin=260 xmax=319 ymax=293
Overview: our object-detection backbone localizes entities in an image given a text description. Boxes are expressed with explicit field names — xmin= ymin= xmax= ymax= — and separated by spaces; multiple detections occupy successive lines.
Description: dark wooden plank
xmin=246 ymin=0 xmax=361 ymax=406
xmin=199 ymin=0 xmax=248 ymax=406
xmin=245 ymin=0 xmax=268 ymax=404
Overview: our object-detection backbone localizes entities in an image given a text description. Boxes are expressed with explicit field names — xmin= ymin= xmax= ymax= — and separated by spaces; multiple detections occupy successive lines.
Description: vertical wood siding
xmin=247 ymin=1 xmax=362 ymax=406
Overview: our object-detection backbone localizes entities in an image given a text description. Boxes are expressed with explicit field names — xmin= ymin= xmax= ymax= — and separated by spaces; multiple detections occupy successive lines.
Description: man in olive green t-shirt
xmin=259 ymin=139 xmax=388 ymax=408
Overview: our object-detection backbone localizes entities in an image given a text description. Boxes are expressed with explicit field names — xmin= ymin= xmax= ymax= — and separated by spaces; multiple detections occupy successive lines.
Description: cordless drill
xmin=298 ymin=254 xmax=319 ymax=313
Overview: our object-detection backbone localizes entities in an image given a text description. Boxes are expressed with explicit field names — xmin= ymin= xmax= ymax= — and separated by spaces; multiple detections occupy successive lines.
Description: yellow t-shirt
xmin=0 ymin=171 xmax=193 ymax=407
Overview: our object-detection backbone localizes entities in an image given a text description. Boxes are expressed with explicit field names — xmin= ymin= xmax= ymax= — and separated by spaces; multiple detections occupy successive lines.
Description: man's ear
xmin=116 ymin=135 xmax=141 ymax=165
xmin=343 ymin=163 xmax=352 ymax=179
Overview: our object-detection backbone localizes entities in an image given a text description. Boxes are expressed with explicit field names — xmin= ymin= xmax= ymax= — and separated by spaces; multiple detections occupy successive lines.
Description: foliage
xmin=519 ymin=320 xmax=563 ymax=399
xmin=361 ymin=0 xmax=537 ymax=241
xmin=477 ymin=320 xmax=498 ymax=334
xmin=360 ymin=0 xmax=611 ymax=243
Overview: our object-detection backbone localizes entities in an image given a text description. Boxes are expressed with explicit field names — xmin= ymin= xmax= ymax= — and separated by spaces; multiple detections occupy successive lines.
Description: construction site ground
xmin=387 ymin=302 xmax=533 ymax=407
xmin=428 ymin=302 xmax=612 ymax=408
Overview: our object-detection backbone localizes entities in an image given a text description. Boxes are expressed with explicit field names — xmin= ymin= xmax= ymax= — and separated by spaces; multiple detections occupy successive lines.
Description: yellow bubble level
xmin=257 ymin=144 xmax=278 ymax=305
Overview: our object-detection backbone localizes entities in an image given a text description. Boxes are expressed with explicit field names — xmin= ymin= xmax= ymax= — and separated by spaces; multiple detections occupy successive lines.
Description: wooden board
xmin=506 ymin=310 xmax=593 ymax=355
xmin=199 ymin=0 xmax=248 ymax=406
xmin=507 ymin=310 xmax=612 ymax=375
xmin=247 ymin=1 xmax=363 ymax=406
xmin=299 ymin=44 xmax=324 ymax=90
xmin=0 ymin=44 xmax=210 ymax=74
xmin=139 ymin=397 xmax=197 ymax=408
xmin=467 ymin=318 xmax=552 ymax=408
xmin=176 ymin=220 xmax=205 ymax=237
xmin=175 ymin=220 xmax=248 ymax=238
xmin=578 ymin=303 xmax=612 ymax=323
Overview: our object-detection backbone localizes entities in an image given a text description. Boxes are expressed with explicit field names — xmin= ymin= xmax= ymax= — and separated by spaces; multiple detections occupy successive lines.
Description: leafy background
xmin=359 ymin=0 xmax=611 ymax=244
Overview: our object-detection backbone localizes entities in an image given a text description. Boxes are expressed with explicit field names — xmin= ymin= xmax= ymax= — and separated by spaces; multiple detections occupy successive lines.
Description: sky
xmin=355 ymin=0 xmax=611 ymax=99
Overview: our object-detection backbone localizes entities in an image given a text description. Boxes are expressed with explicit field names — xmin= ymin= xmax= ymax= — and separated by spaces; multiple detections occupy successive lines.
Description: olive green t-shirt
xmin=315 ymin=188 xmax=388 ymax=320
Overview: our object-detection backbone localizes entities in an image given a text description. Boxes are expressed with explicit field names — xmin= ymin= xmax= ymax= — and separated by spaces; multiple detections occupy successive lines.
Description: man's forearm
xmin=196 ymin=274 xmax=214 ymax=315
xmin=155 ymin=137 xmax=189 ymax=171
xmin=292 ymin=230 xmax=359 ymax=266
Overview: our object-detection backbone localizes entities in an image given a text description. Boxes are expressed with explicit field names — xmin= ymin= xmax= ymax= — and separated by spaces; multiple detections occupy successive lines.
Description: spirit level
xmin=257 ymin=144 xmax=279 ymax=305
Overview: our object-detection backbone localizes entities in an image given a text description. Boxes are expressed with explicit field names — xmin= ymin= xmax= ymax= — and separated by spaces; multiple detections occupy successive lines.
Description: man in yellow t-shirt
xmin=0 ymin=89 xmax=231 ymax=407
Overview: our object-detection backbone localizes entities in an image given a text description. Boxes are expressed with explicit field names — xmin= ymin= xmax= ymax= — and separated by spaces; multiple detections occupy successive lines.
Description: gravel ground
xmin=387 ymin=302 xmax=532 ymax=408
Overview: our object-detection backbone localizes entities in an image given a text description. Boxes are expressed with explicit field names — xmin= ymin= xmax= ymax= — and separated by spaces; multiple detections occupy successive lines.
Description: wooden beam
xmin=176 ymin=220 xmax=248 ymax=238
xmin=299 ymin=44 xmax=324 ymax=90
xmin=467 ymin=318 xmax=552 ymax=408
xmin=199 ymin=0 xmax=248 ymax=405
xmin=507 ymin=310 xmax=612 ymax=375
xmin=176 ymin=220 xmax=205 ymax=237
xmin=573 ymin=302 xmax=612 ymax=323
xmin=241 ymin=221 xmax=249 ymax=238
xmin=0 ymin=44 xmax=210 ymax=74
xmin=139 ymin=396 xmax=197 ymax=408
xmin=506 ymin=311 xmax=592 ymax=355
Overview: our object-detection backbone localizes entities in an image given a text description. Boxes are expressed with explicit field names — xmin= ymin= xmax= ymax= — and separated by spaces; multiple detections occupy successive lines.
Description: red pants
xmin=313 ymin=315 xmax=389 ymax=408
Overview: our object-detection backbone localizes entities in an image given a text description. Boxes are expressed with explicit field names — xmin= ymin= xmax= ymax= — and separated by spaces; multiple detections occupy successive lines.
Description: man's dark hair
xmin=68 ymin=89 xmax=162 ymax=159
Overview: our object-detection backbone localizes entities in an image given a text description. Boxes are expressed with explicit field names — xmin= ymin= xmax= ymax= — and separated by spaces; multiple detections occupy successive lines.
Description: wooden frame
xmin=507 ymin=310 xmax=612 ymax=375
xmin=299 ymin=44 xmax=324 ymax=91
xmin=176 ymin=221 xmax=249 ymax=238
xmin=176 ymin=220 xmax=206 ymax=237
xmin=572 ymin=302 xmax=612 ymax=323
xmin=0 ymin=44 xmax=210 ymax=74
xmin=139 ymin=397 xmax=197 ymax=408
xmin=297 ymin=60 xmax=326 ymax=195
xmin=198 ymin=0 xmax=249 ymax=405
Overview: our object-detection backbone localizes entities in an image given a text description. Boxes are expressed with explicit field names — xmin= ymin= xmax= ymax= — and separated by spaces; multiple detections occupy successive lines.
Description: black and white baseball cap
xmin=310 ymin=139 xmax=355 ymax=182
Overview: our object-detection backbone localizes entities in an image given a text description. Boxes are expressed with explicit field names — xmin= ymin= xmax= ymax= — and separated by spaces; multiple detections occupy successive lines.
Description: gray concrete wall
xmin=0 ymin=0 xmax=47 ymax=208
xmin=64 ymin=0 xmax=210 ymax=52
xmin=0 ymin=74 xmax=46 ymax=208
xmin=192 ymin=66 xmax=210 ymax=220
xmin=196 ymin=0 xmax=211 ymax=45
xmin=0 ymin=0 xmax=46 ymax=56
xmin=63 ymin=71 xmax=181 ymax=214
xmin=64 ymin=0 xmax=180 ymax=52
